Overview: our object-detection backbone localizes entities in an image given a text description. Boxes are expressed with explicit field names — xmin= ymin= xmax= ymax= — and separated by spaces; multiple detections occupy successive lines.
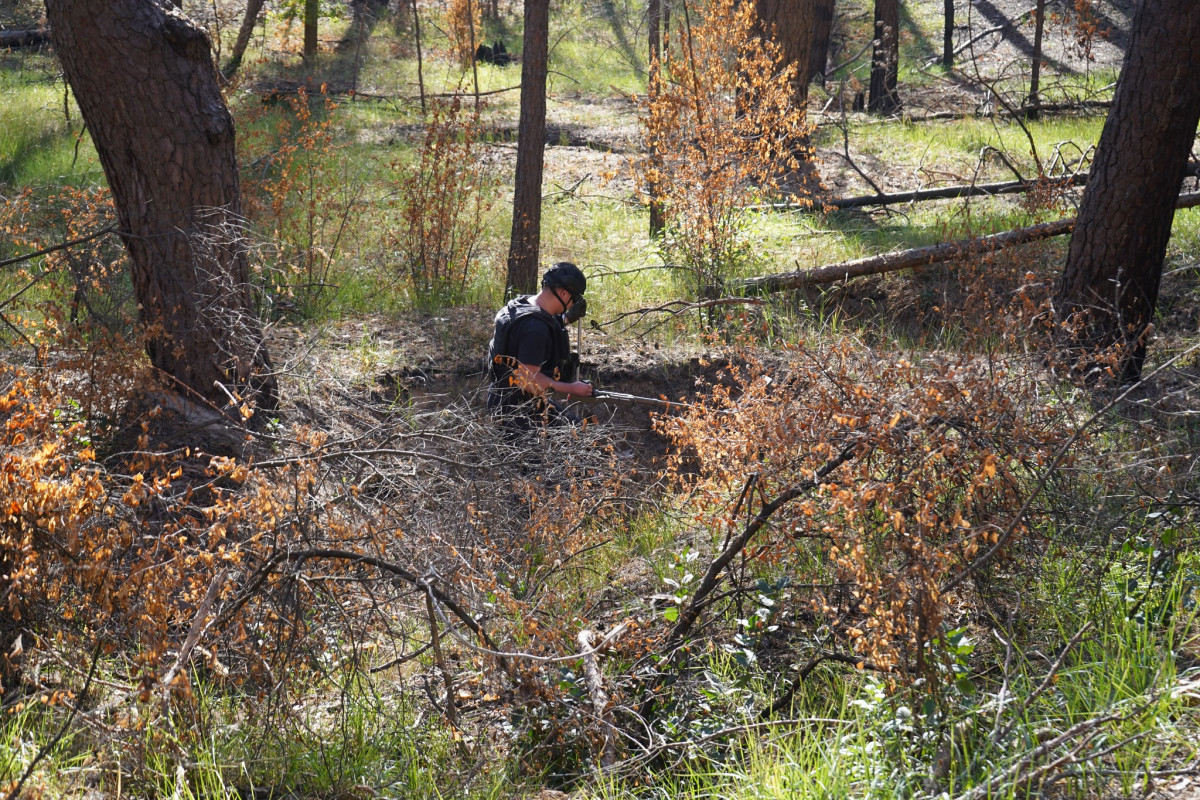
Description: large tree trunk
xmin=1054 ymin=0 xmax=1200 ymax=383
xmin=810 ymin=0 xmax=834 ymax=82
xmin=505 ymin=0 xmax=550 ymax=296
xmin=222 ymin=0 xmax=266 ymax=79
xmin=45 ymin=0 xmax=278 ymax=412
xmin=754 ymin=0 xmax=814 ymax=106
xmin=868 ymin=0 xmax=899 ymax=114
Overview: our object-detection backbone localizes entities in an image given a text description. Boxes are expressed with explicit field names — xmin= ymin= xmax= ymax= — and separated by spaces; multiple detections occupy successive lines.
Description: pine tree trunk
xmin=304 ymin=0 xmax=319 ymax=63
xmin=755 ymin=0 xmax=814 ymax=105
xmin=505 ymin=0 xmax=550 ymax=295
xmin=45 ymin=0 xmax=278 ymax=412
xmin=810 ymin=0 xmax=834 ymax=83
xmin=1026 ymin=0 xmax=1046 ymax=118
xmin=942 ymin=0 xmax=953 ymax=67
xmin=1054 ymin=0 xmax=1200 ymax=383
xmin=648 ymin=0 xmax=665 ymax=237
xmin=868 ymin=0 xmax=899 ymax=114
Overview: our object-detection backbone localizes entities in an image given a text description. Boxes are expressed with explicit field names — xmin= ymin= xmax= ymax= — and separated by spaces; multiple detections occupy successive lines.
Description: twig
xmin=424 ymin=583 xmax=457 ymax=727
xmin=0 ymin=225 xmax=117 ymax=272
xmin=577 ymin=627 xmax=623 ymax=769
xmin=159 ymin=569 xmax=228 ymax=714
xmin=600 ymin=297 xmax=767 ymax=333
xmin=669 ymin=435 xmax=866 ymax=644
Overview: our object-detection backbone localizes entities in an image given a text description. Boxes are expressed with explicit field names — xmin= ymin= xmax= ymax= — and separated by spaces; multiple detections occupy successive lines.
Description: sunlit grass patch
xmin=0 ymin=73 xmax=99 ymax=188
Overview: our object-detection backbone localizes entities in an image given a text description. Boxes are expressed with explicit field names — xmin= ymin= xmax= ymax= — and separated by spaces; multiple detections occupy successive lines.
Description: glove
xmin=562 ymin=296 xmax=587 ymax=324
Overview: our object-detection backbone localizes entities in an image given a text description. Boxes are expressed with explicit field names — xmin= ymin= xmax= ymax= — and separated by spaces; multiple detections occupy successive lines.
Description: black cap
xmin=542 ymin=262 xmax=586 ymax=298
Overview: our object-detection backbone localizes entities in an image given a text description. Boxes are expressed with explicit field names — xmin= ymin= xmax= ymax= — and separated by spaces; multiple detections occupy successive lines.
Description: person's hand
xmin=562 ymin=380 xmax=593 ymax=398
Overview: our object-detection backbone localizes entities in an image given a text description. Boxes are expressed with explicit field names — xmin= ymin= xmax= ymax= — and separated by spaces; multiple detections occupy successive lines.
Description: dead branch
xmin=751 ymin=175 xmax=1085 ymax=212
xmin=736 ymin=191 xmax=1200 ymax=294
xmin=0 ymin=225 xmax=117 ymax=273
xmin=212 ymin=548 xmax=506 ymax=669
xmin=828 ymin=173 xmax=1087 ymax=210
xmin=757 ymin=164 xmax=1198 ymax=213
xmin=904 ymin=99 xmax=1114 ymax=123
xmin=600 ymin=297 xmax=767 ymax=334
xmin=425 ymin=586 xmax=457 ymax=727
xmin=3 ymin=642 xmax=102 ymax=800
xmin=577 ymin=628 xmax=620 ymax=769
xmin=737 ymin=219 xmax=1074 ymax=294
xmin=159 ymin=568 xmax=228 ymax=712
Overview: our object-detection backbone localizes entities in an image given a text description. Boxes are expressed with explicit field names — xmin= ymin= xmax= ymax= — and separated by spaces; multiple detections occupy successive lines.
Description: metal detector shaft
xmin=590 ymin=389 xmax=693 ymax=411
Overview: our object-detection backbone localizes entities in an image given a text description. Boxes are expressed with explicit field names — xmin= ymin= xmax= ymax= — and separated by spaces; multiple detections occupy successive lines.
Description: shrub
xmin=635 ymin=0 xmax=812 ymax=296
xmin=386 ymin=97 xmax=497 ymax=306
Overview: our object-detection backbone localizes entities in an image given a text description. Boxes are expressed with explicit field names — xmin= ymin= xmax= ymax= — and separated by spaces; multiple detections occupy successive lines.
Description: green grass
xmin=0 ymin=69 xmax=100 ymax=188
xmin=137 ymin=669 xmax=492 ymax=800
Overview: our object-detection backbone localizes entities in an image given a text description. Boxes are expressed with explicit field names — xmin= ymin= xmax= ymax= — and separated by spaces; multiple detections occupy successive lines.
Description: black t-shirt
xmin=487 ymin=297 xmax=568 ymax=411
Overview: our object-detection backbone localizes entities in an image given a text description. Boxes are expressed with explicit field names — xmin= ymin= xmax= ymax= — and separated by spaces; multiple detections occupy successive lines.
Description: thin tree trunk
xmin=222 ymin=0 xmax=266 ymax=79
xmin=505 ymin=0 xmax=550 ymax=295
xmin=868 ymin=0 xmax=899 ymax=114
xmin=942 ymin=0 xmax=953 ymax=67
xmin=648 ymin=0 xmax=665 ymax=237
xmin=304 ymin=0 xmax=319 ymax=63
xmin=468 ymin=0 xmax=480 ymax=112
xmin=45 ymin=0 xmax=278 ymax=412
xmin=413 ymin=0 xmax=426 ymax=114
xmin=1054 ymin=0 xmax=1200 ymax=383
xmin=1026 ymin=0 xmax=1045 ymax=117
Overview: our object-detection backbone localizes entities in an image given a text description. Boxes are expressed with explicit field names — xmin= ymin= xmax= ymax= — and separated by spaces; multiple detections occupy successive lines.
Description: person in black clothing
xmin=487 ymin=262 xmax=593 ymax=427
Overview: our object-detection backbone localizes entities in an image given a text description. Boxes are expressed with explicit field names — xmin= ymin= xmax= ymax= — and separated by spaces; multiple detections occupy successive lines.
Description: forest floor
xmin=272 ymin=0 xmax=1147 ymax=451
xmin=5 ymin=2 xmax=1200 ymax=798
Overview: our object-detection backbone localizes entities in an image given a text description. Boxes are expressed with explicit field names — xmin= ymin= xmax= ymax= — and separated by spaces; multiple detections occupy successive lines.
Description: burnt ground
xmin=265 ymin=307 xmax=749 ymax=470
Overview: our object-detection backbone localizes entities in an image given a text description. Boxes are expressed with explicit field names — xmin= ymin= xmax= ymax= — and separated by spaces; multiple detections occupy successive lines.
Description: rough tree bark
xmin=754 ymin=0 xmax=814 ymax=105
xmin=505 ymin=0 xmax=551 ymax=295
xmin=810 ymin=0 xmax=834 ymax=82
xmin=1026 ymin=0 xmax=1046 ymax=117
xmin=45 ymin=0 xmax=278 ymax=412
xmin=1054 ymin=0 xmax=1200 ymax=383
xmin=304 ymin=0 xmax=319 ymax=63
xmin=868 ymin=0 xmax=899 ymax=114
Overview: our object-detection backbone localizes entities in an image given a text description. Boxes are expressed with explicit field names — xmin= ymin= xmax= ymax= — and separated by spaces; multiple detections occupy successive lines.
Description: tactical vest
xmin=486 ymin=297 xmax=574 ymax=388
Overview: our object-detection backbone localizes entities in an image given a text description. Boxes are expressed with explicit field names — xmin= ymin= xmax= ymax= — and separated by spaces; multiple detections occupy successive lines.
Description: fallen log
xmin=735 ymin=191 xmax=1200 ymax=294
xmin=826 ymin=174 xmax=1088 ymax=210
xmin=756 ymin=162 xmax=1200 ymax=213
xmin=0 ymin=29 xmax=49 ymax=48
